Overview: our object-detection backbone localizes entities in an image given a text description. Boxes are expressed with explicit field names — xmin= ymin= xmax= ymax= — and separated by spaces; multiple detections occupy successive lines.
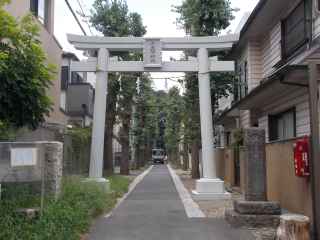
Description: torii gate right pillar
xmin=191 ymin=48 xmax=231 ymax=201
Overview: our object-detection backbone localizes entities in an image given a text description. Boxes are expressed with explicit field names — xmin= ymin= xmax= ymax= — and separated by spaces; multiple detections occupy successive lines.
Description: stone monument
xmin=225 ymin=128 xmax=281 ymax=228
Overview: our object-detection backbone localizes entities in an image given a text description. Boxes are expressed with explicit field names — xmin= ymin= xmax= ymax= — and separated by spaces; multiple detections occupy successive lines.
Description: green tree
xmin=88 ymin=0 xmax=146 ymax=174
xmin=172 ymin=0 xmax=238 ymax=36
xmin=181 ymin=74 xmax=201 ymax=178
xmin=154 ymin=90 xmax=167 ymax=150
xmin=164 ymin=86 xmax=182 ymax=168
xmin=173 ymin=0 xmax=241 ymax=177
xmin=131 ymin=77 xmax=158 ymax=169
xmin=0 ymin=0 xmax=57 ymax=130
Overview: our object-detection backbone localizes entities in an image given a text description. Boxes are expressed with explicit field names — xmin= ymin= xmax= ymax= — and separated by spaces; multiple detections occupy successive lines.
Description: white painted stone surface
xmin=89 ymin=48 xmax=109 ymax=179
xmin=196 ymin=178 xmax=225 ymax=193
xmin=191 ymin=190 xmax=231 ymax=201
xmin=83 ymin=178 xmax=110 ymax=190
xmin=167 ymin=165 xmax=205 ymax=218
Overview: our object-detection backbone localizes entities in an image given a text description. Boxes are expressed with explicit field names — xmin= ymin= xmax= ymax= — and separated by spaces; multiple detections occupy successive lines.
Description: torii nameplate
xmin=143 ymin=38 xmax=162 ymax=68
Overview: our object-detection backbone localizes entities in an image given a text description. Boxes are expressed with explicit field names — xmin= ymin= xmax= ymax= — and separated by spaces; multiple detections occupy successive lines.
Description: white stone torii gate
xmin=67 ymin=33 xmax=239 ymax=200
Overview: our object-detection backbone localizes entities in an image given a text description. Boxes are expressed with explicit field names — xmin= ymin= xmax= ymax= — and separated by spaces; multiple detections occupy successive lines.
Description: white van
xmin=152 ymin=149 xmax=165 ymax=164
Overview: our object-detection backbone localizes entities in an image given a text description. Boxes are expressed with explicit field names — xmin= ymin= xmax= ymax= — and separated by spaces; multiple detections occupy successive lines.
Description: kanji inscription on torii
xmin=143 ymin=38 xmax=162 ymax=68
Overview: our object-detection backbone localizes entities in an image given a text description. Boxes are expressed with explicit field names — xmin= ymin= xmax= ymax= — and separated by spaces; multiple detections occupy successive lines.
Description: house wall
xmin=67 ymin=83 xmax=94 ymax=117
xmin=60 ymin=89 xmax=66 ymax=109
xmin=260 ymin=23 xmax=281 ymax=78
xmin=258 ymin=86 xmax=310 ymax=141
xmin=235 ymin=138 xmax=313 ymax=223
xmin=2 ymin=0 xmax=67 ymax=126
xmin=240 ymin=110 xmax=251 ymax=128
xmin=313 ymin=14 xmax=320 ymax=39
xmin=249 ymin=39 xmax=262 ymax=89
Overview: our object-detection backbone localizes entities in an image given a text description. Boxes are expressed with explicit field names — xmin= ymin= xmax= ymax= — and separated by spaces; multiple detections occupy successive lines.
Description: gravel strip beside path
xmin=174 ymin=168 xmax=277 ymax=240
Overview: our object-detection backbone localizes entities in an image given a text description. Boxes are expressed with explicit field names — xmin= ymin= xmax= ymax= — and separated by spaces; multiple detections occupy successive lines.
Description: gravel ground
xmin=174 ymin=168 xmax=277 ymax=240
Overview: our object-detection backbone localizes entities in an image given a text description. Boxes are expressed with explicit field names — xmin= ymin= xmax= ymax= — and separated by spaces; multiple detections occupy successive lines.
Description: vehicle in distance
xmin=152 ymin=149 xmax=164 ymax=164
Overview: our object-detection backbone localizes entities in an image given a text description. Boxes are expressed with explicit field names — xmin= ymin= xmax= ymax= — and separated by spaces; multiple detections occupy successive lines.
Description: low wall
xmin=214 ymin=148 xmax=235 ymax=186
xmin=16 ymin=127 xmax=90 ymax=175
xmin=266 ymin=138 xmax=312 ymax=223
xmin=239 ymin=147 xmax=245 ymax=190
xmin=234 ymin=138 xmax=313 ymax=223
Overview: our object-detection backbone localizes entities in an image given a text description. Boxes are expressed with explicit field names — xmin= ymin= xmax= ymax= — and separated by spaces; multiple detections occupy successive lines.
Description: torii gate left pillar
xmin=67 ymin=33 xmax=239 ymax=200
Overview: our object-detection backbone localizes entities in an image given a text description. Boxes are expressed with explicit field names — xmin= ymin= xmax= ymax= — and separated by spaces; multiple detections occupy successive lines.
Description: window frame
xmin=280 ymin=0 xmax=308 ymax=59
xmin=61 ymin=66 xmax=69 ymax=89
xmin=268 ymin=107 xmax=296 ymax=141
xmin=30 ymin=0 xmax=48 ymax=29
xmin=226 ymin=132 xmax=232 ymax=147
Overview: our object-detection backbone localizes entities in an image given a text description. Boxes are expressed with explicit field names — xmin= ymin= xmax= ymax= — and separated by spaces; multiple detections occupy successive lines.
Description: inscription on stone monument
xmin=244 ymin=128 xmax=267 ymax=201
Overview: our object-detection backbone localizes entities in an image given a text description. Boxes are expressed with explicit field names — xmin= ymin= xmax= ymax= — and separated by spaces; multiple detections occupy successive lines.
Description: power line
xmin=65 ymin=0 xmax=87 ymax=36
xmin=76 ymin=0 xmax=93 ymax=36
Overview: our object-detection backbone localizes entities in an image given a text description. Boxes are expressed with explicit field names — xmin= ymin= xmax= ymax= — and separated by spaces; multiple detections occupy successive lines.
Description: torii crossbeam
xmin=67 ymin=33 xmax=240 ymax=200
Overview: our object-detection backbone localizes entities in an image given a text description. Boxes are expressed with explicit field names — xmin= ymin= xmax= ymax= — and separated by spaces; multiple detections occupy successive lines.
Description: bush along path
xmin=0 ymin=172 xmax=132 ymax=240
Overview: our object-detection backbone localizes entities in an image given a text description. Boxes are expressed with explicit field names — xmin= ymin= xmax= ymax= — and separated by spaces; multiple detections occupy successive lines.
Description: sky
xmin=54 ymin=0 xmax=260 ymax=91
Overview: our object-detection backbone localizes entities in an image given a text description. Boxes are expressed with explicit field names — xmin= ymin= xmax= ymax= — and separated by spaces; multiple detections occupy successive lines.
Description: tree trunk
xmin=133 ymin=149 xmax=140 ymax=170
xmin=120 ymin=95 xmax=133 ymax=175
xmin=191 ymin=142 xmax=200 ymax=179
xmin=175 ymin=121 xmax=181 ymax=169
xmin=183 ymin=139 xmax=188 ymax=170
xmin=140 ymin=149 xmax=146 ymax=167
xmin=120 ymin=123 xmax=130 ymax=175
xmin=272 ymin=214 xmax=313 ymax=240
xmin=146 ymin=134 xmax=152 ymax=162
xmin=103 ymin=79 xmax=117 ymax=173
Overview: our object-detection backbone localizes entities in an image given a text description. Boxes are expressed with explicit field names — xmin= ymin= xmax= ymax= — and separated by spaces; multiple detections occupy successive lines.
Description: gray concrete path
xmin=85 ymin=164 xmax=255 ymax=240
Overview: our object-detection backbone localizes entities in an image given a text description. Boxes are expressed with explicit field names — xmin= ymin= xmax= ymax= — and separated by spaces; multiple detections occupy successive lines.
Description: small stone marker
xmin=244 ymin=127 xmax=267 ymax=201
xmin=225 ymin=128 xmax=281 ymax=228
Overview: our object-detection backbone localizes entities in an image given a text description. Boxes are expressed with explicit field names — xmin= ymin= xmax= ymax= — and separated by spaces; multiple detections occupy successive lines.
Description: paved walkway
xmin=85 ymin=164 xmax=255 ymax=240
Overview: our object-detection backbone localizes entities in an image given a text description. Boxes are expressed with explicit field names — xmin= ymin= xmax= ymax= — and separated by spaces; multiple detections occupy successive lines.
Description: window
xmin=318 ymin=0 xmax=320 ymax=11
xmin=281 ymin=0 xmax=307 ymax=58
xmin=71 ymin=72 xmax=83 ymax=83
xmin=269 ymin=108 xmax=296 ymax=141
xmin=30 ymin=0 xmax=47 ymax=28
xmin=152 ymin=150 xmax=164 ymax=156
xmin=236 ymin=61 xmax=248 ymax=101
xmin=61 ymin=66 xmax=68 ymax=89
xmin=227 ymin=132 xmax=232 ymax=146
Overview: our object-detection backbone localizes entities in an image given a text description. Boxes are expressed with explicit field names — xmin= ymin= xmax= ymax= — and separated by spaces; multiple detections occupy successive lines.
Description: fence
xmin=15 ymin=126 xmax=90 ymax=175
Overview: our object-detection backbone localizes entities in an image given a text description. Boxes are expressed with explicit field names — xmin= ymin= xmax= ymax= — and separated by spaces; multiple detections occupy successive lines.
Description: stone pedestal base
xmin=234 ymin=200 xmax=281 ymax=215
xmin=191 ymin=178 xmax=231 ymax=201
xmin=83 ymin=178 xmax=110 ymax=190
xmin=226 ymin=200 xmax=281 ymax=228
xmin=225 ymin=210 xmax=280 ymax=228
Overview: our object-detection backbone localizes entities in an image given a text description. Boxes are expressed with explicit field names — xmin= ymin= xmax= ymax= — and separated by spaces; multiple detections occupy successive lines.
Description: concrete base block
xmin=225 ymin=210 xmax=280 ymax=228
xmin=196 ymin=178 xmax=225 ymax=193
xmin=234 ymin=200 xmax=281 ymax=215
xmin=83 ymin=178 xmax=110 ymax=190
xmin=191 ymin=190 xmax=231 ymax=201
